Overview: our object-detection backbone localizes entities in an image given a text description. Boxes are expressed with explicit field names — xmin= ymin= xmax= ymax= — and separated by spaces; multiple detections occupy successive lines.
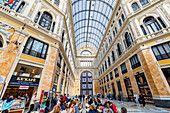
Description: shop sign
xmin=19 ymin=86 xmax=29 ymax=89
xmin=0 ymin=75 xmax=6 ymax=84
xmin=9 ymin=76 xmax=40 ymax=86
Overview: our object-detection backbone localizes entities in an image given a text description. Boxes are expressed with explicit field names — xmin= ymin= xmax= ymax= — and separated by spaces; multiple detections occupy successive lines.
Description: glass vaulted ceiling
xmin=72 ymin=0 xmax=117 ymax=51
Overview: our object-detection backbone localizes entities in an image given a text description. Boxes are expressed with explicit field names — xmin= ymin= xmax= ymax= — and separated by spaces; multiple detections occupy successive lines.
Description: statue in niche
xmin=0 ymin=23 xmax=14 ymax=42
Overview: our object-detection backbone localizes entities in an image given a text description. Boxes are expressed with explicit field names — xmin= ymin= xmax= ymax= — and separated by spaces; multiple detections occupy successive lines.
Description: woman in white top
xmin=67 ymin=102 xmax=75 ymax=113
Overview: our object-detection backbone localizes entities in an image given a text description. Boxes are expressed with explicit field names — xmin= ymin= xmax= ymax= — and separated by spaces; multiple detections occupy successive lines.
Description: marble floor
xmin=81 ymin=99 xmax=170 ymax=113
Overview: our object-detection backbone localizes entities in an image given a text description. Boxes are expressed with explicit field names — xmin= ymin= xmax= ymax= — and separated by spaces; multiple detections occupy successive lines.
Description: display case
xmin=0 ymin=99 xmax=25 ymax=113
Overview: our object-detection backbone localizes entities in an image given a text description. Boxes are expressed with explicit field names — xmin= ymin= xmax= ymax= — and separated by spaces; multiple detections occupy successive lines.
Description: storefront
xmin=135 ymin=72 xmax=153 ymax=103
xmin=3 ymin=64 xmax=42 ymax=107
xmin=116 ymin=81 xmax=123 ymax=100
xmin=111 ymin=83 xmax=116 ymax=99
xmin=162 ymin=67 xmax=170 ymax=86
xmin=124 ymin=77 xmax=134 ymax=101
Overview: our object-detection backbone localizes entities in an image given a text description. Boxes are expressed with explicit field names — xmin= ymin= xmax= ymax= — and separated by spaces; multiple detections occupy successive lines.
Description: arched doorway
xmin=80 ymin=72 xmax=93 ymax=95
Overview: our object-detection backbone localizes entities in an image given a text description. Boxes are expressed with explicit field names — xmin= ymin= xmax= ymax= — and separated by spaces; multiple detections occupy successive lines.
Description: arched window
xmin=39 ymin=12 xmax=52 ymax=30
xmin=81 ymin=50 xmax=92 ymax=56
xmin=34 ymin=12 xmax=41 ymax=23
xmin=143 ymin=17 xmax=161 ymax=34
xmin=54 ymin=0 xmax=60 ymax=6
xmin=112 ymin=51 xmax=115 ymax=62
xmin=140 ymin=0 xmax=149 ymax=6
xmin=16 ymin=2 xmax=25 ymax=13
xmin=3 ymin=0 xmax=20 ymax=10
xmin=122 ymin=14 xmax=125 ymax=22
xmin=132 ymin=3 xmax=139 ymax=11
xmin=125 ymin=32 xmax=133 ymax=48
xmin=117 ymin=43 xmax=122 ymax=56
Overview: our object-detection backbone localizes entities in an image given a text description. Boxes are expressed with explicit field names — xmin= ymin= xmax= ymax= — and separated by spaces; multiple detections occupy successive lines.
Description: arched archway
xmin=80 ymin=72 xmax=93 ymax=95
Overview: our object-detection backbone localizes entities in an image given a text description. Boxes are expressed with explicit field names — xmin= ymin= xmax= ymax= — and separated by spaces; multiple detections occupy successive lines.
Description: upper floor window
xmin=140 ymin=25 xmax=147 ymax=35
xmin=82 ymin=84 xmax=86 ymax=89
xmin=88 ymin=84 xmax=92 ymax=89
xmin=61 ymin=31 xmax=65 ymax=43
xmin=158 ymin=17 xmax=166 ymax=29
xmin=57 ymin=53 xmax=62 ymax=68
xmin=110 ymin=72 xmax=113 ymax=80
xmin=0 ymin=36 xmax=3 ymax=47
xmin=54 ymin=0 xmax=60 ymax=6
xmin=106 ymin=43 xmax=108 ymax=50
xmin=105 ymin=61 xmax=107 ymax=69
xmin=63 ymin=62 xmax=66 ymax=73
xmin=119 ymin=19 xmax=122 ymax=27
xmin=112 ymin=51 xmax=115 ymax=62
xmin=117 ymin=43 xmax=122 ymax=56
xmin=108 ymin=56 xmax=111 ymax=66
xmin=121 ymin=63 xmax=128 ymax=74
xmin=122 ymin=14 xmax=125 ymax=22
xmin=140 ymin=0 xmax=149 ymax=6
xmin=106 ymin=75 xmax=109 ymax=82
xmin=34 ymin=12 xmax=41 ymax=23
xmin=124 ymin=32 xmax=133 ymax=48
xmin=23 ymin=37 xmax=48 ymax=59
xmin=115 ymin=27 xmax=117 ymax=33
xmin=39 ymin=12 xmax=52 ymax=30
xmin=130 ymin=54 xmax=141 ymax=69
xmin=2 ymin=0 xmax=20 ymax=10
xmin=82 ymin=78 xmax=86 ymax=82
xmin=143 ymin=17 xmax=161 ymax=34
xmin=113 ymin=31 xmax=115 ymax=37
xmin=152 ymin=42 xmax=170 ymax=61
xmin=88 ymin=78 xmax=92 ymax=82
xmin=16 ymin=2 xmax=25 ymax=13
xmin=114 ymin=68 xmax=119 ymax=78
xmin=132 ymin=3 xmax=139 ymax=11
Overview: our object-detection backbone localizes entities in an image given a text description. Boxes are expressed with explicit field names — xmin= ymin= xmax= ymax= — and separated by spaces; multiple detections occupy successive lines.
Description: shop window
xmin=112 ymin=83 xmax=116 ymax=99
xmin=23 ymin=37 xmax=48 ymax=59
xmin=140 ymin=25 xmax=147 ymax=35
xmin=139 ymin=0 xmax=149 ymax=6
xmin=3 ymin=0 xmax=20 ymax=10
xmin=54 ymin=0 xmax=60 ymax=6
xmin=57 ymin=53 xmax=62 ymax=69
xmin=124 ymin=77 xmax=134 ymax=101
xmin=108 ymin=84 xmax=111 ymax=93
xmin=112 ymin=51 xmax=115 ymax=62
xmin=39 ymin=12 xmax=52 ymax=30
xmin=135 ymin=73 xmax=152 ymax=101
xmin=117 ymin=43 xmax=122 ymax=56
xmin=121 ymin=63 xmax=128 ymax=74
xmin=34 ymin=12 xmax=40 ymax=23
xmin=152 ymin=42 xmax=170 ymax=61
xmin=16 ymin=2 xmax=25 ymax=13
xmin=114 ymin=68 xmax=119 ymax=78
xmin=122 ymin=14 xmax=125 ymax=22
xmin=162 ymin=68 xmax=170 ymax=86
xmin=124 ymin=32 xmax=133 ymax=48
xmin=158 ymin=17 xmax=166 ymax=28
xmin=130 ymin=54 xmax=141 ymax=69
xmin=104 ymin=77 xmax=106 ymax=83
xmin=105 ymin=85 xmax=107 ymax=93
xmin=106 ymin=75 xmax=109 ymax=82
xmin=143 ymin=17 xmax=161 ymax=34
xmin=119 ymin=19 xmax=122 ymax=27
xmin=110 ymin=72 xmax=113 ymax=80
xmin=54 ymin=75 xmax=59 ymax=83
xmin=108 ymin=56 xmax=111 ymax=66
xmin=117 ymin=81 xmax=122 ymax=94
xmin=132 ymin=3 xmax=139 ymax=11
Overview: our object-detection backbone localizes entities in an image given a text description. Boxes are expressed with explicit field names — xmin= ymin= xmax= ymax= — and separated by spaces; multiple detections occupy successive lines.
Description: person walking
xmin=67 ymin=102 xmax=75 ymax=113
xmin=139 ymin=93 xmax=146 ymax=107
xmin=27 ymin=93 xmax=38 ymax=113
xmin=103 ymin=102 xmax=114 ymax=113
xmin=1 ymin=95 xmax=14 ymax=113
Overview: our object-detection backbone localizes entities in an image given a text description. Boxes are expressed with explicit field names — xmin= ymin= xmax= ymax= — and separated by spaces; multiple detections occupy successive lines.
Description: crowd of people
xmin=0 ymin=93 xmax=147 ymax=113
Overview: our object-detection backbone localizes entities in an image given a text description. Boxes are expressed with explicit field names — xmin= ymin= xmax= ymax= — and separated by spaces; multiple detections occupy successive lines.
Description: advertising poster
xmin=39 ymin=90 xmax=49 ymax=112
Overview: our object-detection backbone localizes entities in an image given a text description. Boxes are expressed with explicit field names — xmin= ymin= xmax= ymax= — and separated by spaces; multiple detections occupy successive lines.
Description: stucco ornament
xmin=0 ymin=23 xmax=14 ymax=42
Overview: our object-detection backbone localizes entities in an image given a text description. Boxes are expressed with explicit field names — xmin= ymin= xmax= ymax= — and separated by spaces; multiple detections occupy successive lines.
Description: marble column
xmin=138 ymin=49 xmax=170 ymax=107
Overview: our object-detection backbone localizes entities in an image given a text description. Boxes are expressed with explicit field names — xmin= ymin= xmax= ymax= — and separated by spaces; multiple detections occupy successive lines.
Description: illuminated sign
xmin=3 ymin=0 xmax=15 ymax=4
xmin=9 ymin=76 xmax=40 ymax=86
